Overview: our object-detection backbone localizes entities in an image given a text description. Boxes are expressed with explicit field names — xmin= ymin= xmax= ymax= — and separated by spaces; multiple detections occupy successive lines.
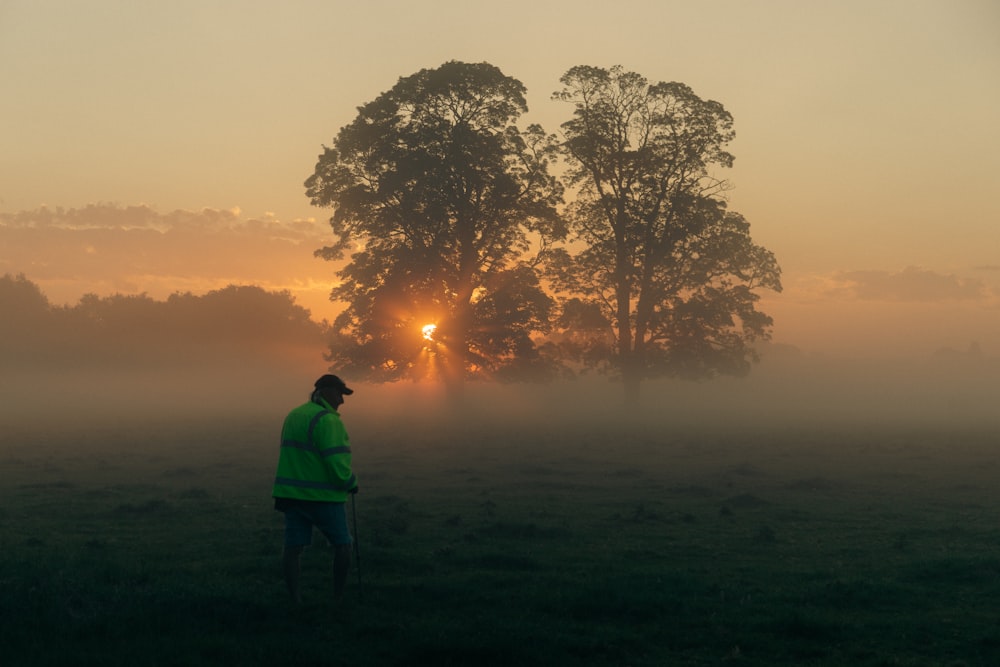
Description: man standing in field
xmin=273 ymin=374 xmax=359 ymax=604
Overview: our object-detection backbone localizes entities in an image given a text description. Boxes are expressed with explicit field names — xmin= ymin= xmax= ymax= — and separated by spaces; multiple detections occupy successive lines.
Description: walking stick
xmin=351 ymin=493 xmax=362 ymax=597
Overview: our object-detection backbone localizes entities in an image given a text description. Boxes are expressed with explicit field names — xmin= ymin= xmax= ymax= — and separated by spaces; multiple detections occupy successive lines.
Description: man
xmin=273 ymin=374 xmax=359 ymax=603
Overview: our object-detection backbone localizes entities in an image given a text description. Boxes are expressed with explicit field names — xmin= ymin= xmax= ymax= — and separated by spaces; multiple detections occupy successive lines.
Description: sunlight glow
xmin=421 ymin=323 xmax=437 ymax=341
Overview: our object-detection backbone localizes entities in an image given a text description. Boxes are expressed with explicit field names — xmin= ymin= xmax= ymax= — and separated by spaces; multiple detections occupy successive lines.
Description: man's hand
xmin=349 ymin=485 xmax=359 ymax=495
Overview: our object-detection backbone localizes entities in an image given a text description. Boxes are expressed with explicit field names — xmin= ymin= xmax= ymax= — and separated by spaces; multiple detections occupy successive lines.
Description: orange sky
xmin=1 ymin=0 xmax=998 ymax=359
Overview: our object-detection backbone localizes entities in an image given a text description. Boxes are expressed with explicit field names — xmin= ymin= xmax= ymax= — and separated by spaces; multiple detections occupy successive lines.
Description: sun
xmin=421 ymin=323 xmax=437 ymax=342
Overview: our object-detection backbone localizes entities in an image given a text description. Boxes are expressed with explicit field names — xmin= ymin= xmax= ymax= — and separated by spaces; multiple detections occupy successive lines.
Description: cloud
xmin=758 ymin=266 xmax=1000 ymax=357
xmin=0 ymin=204 xmax=341 ymax=318
xmin=0 ymin=203 xmax=325 ymax=238
xmin=825 ymin=266 xmax=991 ymax=303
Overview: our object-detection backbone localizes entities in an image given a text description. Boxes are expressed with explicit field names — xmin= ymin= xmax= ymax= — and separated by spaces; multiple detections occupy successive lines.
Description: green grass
xmin=2 ymin=413 xmax=999 ymax=666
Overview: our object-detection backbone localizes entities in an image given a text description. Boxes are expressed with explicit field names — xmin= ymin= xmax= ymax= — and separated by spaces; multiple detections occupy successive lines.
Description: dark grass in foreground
xmin=2 ymin=414 xmax=1000 ymax=666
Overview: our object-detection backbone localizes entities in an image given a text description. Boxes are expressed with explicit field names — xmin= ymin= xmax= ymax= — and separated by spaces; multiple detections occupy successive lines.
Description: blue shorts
xmin=281 ymin=500 xmax=352 ymax=547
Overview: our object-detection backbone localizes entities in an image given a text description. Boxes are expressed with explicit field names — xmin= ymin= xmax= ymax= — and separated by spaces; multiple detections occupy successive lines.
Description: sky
xmin=2 ymin=0 xmax=999 ymax=360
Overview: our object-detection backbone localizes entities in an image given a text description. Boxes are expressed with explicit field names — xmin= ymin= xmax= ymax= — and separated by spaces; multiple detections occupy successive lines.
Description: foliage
xmin=304 ymin=61 xmax=564 ymax=387
xmin=0 ymin=274 xmax=326 ymax=371
xmin=0 ymin=273 xmax=59 ymax=364
xmin=548 ymin=66 xmax=782 ymax=401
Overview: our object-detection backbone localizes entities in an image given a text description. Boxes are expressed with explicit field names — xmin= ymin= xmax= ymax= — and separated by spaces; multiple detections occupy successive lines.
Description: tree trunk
xmin=614 ymin=206 xmax=638 ymax=408
xmin=442 ymin=332 xmax=466 ymax=405
xmin=447 ymin=208 xmax=479 ymax=405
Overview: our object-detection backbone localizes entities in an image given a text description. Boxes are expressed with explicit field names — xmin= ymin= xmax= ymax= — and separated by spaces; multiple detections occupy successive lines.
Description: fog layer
xmin=5 ymin=348 xmax=997 ymax=446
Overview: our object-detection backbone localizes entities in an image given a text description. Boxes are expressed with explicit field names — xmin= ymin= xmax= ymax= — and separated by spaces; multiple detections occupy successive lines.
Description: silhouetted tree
xmin=0 ymin=277 xmax=326 ymax=371
xmin=305 ymin=61 xmax=565 ymax=395
xmin=0 ymin=273 xmax=55 ymax=366
xmin=165 ymin=285 xmax=321 ymax=348
xmin=0 ymin=273 xmax=49 ymax=315
xmin=548 ymin=66 xmax=782 ymax=404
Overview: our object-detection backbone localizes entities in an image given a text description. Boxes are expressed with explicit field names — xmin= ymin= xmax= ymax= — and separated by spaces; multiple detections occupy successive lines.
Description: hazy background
xmin=2 ymin=1 xmax=999 ymax=430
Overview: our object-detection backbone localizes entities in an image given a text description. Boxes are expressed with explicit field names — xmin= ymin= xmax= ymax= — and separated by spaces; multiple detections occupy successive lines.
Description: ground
xmin=2 ymin=384 xmax=998 ymax=666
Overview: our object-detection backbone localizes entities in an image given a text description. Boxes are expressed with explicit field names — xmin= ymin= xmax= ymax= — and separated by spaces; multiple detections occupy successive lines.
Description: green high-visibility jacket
xmin=272 ymin=398 xmax=357 ymax=502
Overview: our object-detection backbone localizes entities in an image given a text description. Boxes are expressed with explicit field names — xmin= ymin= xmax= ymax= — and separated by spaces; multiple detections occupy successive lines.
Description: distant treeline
xmin=0 ymin=274 xmax=329 ymax=371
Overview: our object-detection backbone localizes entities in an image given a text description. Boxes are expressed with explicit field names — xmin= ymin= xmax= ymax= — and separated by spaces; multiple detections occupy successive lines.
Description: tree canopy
xmin=305 ymin=62 xmax=781 ymax=403
xmin=305 ymin=61 xmax=565 ymax=392
xmin=546 ymin=65 xmax=782 ymax=403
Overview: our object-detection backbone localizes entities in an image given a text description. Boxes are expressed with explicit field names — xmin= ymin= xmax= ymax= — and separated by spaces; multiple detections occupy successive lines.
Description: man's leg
xmin=283 ymin=546 xmax=305 ymax=604
xmin=333 ymin=544 xmax=351 ymax=599
xmin=315 ymin=502 xmax=353 ymax=601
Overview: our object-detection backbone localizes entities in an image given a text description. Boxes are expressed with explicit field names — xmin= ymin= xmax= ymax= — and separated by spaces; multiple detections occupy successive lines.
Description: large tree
xmin=548 ymin=65 xmax=782 ymax=404
xmin=305 ymin=61 xmax=564 ymax=392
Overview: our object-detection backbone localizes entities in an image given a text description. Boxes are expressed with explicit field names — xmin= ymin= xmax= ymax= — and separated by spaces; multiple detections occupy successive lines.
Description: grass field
xmin=2 ymin=386 xmax=999 ymax=666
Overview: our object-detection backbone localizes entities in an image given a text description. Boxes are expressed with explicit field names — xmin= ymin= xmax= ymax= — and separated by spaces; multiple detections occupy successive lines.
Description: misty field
xmin=3 ymin=383 xmax=999 ymax=666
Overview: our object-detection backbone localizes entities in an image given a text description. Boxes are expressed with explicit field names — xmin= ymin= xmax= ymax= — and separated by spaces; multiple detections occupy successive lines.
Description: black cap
xmin=314 ymin=374 xmax=353 ymax=395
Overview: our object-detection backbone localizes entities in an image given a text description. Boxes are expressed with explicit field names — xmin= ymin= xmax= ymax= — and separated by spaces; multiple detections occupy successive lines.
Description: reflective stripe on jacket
xmin=272 ymin=398 xmax=356 ymax=502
